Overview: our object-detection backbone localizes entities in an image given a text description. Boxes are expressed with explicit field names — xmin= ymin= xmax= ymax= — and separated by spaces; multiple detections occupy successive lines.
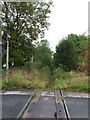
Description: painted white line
xmin=41 ymin=94 xmax=54 ymax=97
xmin=41 ymin=91 xmax=54 ymax=97
xmin=50 ymin=92 xmax=54 ymax=95
xmin=4 ymin=91 xmax=20 ymax=95
xmin=42 ymin=92 xmax=47 ymax=94
xmin=64 ymin=95 xmax=89 ymax=98
xmin=44 ymin=98 xmax=49 ymax=100
xmin=64 ymin=94 xmax=89 ymax=98
xmin=63 ymin=92 xmax=89 ymax=98
xmin=2 ymin=91 xmax=33 ymax=95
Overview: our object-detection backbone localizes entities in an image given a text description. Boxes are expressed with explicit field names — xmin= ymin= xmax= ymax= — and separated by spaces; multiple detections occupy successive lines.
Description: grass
xmin=61 ymin=95 xmax=64 ymax=100
xmin=2 ymin=67 xmax=89 ymax=92
xmin=53 ymin=69 xmax=88 ymax=92
xmin=2 ymin=66 xmax=51 ymax=90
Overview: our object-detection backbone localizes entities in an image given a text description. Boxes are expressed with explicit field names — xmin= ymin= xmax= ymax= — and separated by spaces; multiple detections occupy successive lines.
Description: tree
xmin=66 ymin=34 xmax=88 ymax=71
xmin=54 ymin=39 xmax=78 ymax=71
xmin=2 ymin=2 xmax=53 ymax=67
xmin=33 ymin=40 xmax=53 ymax=70
xmin=54 ymin=33 xmax=88 ymax=71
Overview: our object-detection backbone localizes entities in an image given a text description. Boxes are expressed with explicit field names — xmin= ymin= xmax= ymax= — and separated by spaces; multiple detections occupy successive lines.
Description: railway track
xmin=60 ymin=90 xmax=71 ymax=120
xmin=22 ymin=89 xmax=71 ymax=119
xmin=16 ymin=89 xmax=37 ymax=120
xmin=2 ymin=89 xmax=88 ymax=119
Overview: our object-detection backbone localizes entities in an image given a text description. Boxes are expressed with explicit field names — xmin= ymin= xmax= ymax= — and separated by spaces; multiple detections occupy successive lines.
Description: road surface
xmin=63 ymin=91 xmax=89 ymax=119
xmin=23 ymin=89 xmax=66 ymax=119
xmin=2 ymin=89 xmax=34 ymax=119
xmin=1 ymin=89 xmax=89 ymax=119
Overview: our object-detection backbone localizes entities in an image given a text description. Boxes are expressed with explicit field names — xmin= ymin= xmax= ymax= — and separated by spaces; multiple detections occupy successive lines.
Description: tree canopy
xmin=54 ymin=34 xmax=88 ymax=71
xmin=66 ymin=34 xmax=88 ymax=71
xmin=33 ymin=40 xmax=53 ymax=70
xmin=54 ymin=39 xmax=78 ymax=71
xmin=2 ymin=1 xmax=53 ymax=67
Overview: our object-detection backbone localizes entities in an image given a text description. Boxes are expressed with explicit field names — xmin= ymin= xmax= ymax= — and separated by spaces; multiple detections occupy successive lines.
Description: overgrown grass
xmin=52 ymin=67 xmax=88 ymax=92
xmin=2 ymin=66 xmax=51 ymax=90
xmin=2 ymin=66 xmax=89 ymax=92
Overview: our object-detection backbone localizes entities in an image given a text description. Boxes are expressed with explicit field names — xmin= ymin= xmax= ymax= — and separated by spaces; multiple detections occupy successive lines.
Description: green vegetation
xmin=33 ymin=40 xmax=53 ymax=71
xmin=2 ymin=67 xmax=88 ymax=92
xmin=54 ymin=40 xmax=78 ymax=71
xmin=1 ymin=2 xmax=88 ymax=92
xmin=2 ymin=1 xmax=53 ymax=67
xmin=52 ymin=67 xmax=88 ymax=92
xmin=2 ymin=34 xmax=88 ymax=92
xmin=2 ymin=66 xmax=51 ymax=90
xmin=61 ymin=95 xmax=64 ymax=100
xmin=54 ymin=34 xmax=88 ymax=72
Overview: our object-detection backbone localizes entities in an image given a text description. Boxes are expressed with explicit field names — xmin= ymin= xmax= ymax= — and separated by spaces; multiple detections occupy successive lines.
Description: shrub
xmin=53 ymin=67 xmax=70 ymax=80
xmin=54 ymin=39 xmax=78 ymax=71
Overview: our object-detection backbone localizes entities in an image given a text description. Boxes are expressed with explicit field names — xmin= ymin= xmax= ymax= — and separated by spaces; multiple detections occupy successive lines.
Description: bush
xmin=53 ymin=67 xmax=70 ymax=79
xmin=2 ymin=66 xmax=52 ymax=90
xmin=2 ymin=69 xmax=29 ymax=89
xmin=54 ymin=39 xmax=78 ymax=71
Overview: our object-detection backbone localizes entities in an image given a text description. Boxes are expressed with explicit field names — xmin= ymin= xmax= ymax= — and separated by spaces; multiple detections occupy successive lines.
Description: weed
xmin=2 ymin=67 xmax=88 ymax=92
xmin=61 ymin=95 xmax=64 ymax=100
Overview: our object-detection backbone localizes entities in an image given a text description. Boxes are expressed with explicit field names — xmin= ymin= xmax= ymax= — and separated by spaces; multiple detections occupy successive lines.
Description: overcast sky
xmin=41 ymin=0 xmax=89 ymax=52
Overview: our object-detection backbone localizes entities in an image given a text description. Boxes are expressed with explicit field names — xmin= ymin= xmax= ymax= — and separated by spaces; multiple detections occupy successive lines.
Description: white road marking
xmin=50 ymin=92 xmax=54 ymax=95
xmin=41 ymin=94 xmax=54 ymax=97
xmin=42 ymin=92 xmax=47 ymax=94
xmin=4 ymin=91 xmax=20 ymax=95
xmin=63 ymin=91 xmax=90 ymax=98
xmin=41 ymin=91 xmax=54 ymax=97
xmin=1 ymin=91 xmax=32 ymax=95
xmin=44 ymin=98 xmax=49 ymax=100
xmin=64 ymin=95 xmax=89 ymax=98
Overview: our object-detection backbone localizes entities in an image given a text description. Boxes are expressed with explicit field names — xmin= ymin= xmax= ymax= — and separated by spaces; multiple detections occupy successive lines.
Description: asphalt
xmin=23 ymin=89 xmax=66 ymax=119
xmin=63 ymin=91 xmax=89 ymax=119
xmin=2 ymin=89 xmax=34 ymax=119
xmin=32 ymin=90 xmax=56 ymax=118
xmin=2 ymin=90 xmax=90 ymax=119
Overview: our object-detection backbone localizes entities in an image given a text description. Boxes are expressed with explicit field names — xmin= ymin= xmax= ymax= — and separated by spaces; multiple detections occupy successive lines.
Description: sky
xmin=40 ymin=0 xmax=89 ymax=52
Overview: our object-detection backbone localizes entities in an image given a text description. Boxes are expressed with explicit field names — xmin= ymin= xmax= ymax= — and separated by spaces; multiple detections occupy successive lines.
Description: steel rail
xmin=60 ymin=90 xmax=71 ymax=120
xmin=16 ymin=89 xmax=37 ymax=120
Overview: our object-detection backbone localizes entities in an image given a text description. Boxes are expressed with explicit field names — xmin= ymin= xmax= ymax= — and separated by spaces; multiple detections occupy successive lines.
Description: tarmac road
xmin=23 ymin=89 xmax=66 ymax=119
xmin=63 ymin=91 xmax=89 ymax=119
xmin=2 ymin=90 xmax=90 ymax=119
xmin=32 ymin=90 xmax=56 ymax=118
xmin=65 ymin=97 xmax=88 ymax=118
xmin=2 ymin=89 xmax=34 ymax=119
